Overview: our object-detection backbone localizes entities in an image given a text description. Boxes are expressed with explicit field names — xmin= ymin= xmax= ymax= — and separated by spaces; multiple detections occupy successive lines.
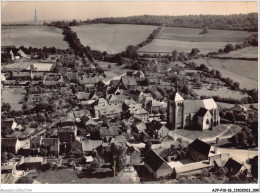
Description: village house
xmin=107 ymin=94 xmax=126 ymax=105
xmin=118 ymin=76 xmax=137 ymax=90
xmin=98 ymin=104 xmax=122 ymax=119
xmin=167 ymin=91 xmax=220 ymax=130
xmin=146 ymin=121 xmax=169 ymax=139
xmin=2 ymin=119 xmax=18 ymax=131
xmin=78 ymin=76 xmax=100 ymax=89
xmin=1 ymin=138 xmax=21 ymax=154
xmin=82 ymin=139 xmax=103 ymax=155
xmin=224 ymin=158 xmax=247 ymax=177
xmin=126 ymin=146 xmax=142 ymax=165
xmin=58 ymin=126 xmax=77 ymax=143
xmin=99 ymin=126 xmax=120 ymax=140
xmin=76 ymin=92 xmax=91 ymax=101
xmin=18 ymin=156 xmax=46 ymax=170
xmin=31 ymin=137 xmax=60 ymax=156
xmin=144 ymin=149 xmax=173 ymax=179
xmin=109 ymin=79 xmax=120 ymax=88
xmin=188 ymin=138 xmax=220 ymax=164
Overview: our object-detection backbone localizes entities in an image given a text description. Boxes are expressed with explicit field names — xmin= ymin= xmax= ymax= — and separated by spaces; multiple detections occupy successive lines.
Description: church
xmin=167 ymin=91 xmax=220 ymax=131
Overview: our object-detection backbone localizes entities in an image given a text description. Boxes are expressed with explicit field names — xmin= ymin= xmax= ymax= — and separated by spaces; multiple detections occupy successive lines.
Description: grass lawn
xmin=1 ymin=87 xmax=26 ymax=111
xmin=217 ymin=46 xmax=258 ymax=59
xmin=188 ymin=58 xmax=258 ymax=89
xmin=138 ymin=39 xmax=239 ymax=55
xmin=97 ymin=61 xmax=132 ymax=83
xmin=2 ymin=26 xmax=69 ymax=49
xmin=32 ymin=168 xmax=138 ymax=184
xmin=72 ymin=24 xmax=157 ymax=54
xmin=175 ymin=124 xmax=232 ymax=141
xmin=192 ymin=86 xmax=248 ymax=100
xmin=158 ymin=27 xmax=253 ymax=42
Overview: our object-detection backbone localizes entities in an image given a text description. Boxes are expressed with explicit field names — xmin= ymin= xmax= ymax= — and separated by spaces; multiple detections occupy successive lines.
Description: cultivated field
xmin=158 ymin=27 xmax=253 ymax=42
xmin=138 ymin=27 xmax=252 ymax=55
xmin=1 ymin=87 xmax=26 ymax=110
xmin=138 ymin=39 xmax=239 ymax=54
xmin=2 ymin=26 xmax=69 ymax=48
xmin=217 ymin=46 xmax=258 ymax=59
xmin=188 ymin=58 xmax=258 ymax=89
xmin=71 ymin=24 xmax=157 ymax=54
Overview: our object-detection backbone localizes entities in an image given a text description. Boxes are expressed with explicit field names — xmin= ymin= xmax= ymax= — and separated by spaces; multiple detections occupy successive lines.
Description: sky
xmin=1 ymin=1 xmax=258 ymax=23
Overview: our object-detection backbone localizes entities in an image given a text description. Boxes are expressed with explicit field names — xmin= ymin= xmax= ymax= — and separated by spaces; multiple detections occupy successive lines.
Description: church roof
xmin=184 ymin=98 xmax=217 ymax=114
xmin=197 ymin=108 xmax=209 ymax=117
xmin=173 ymin=92 xmax=184 ymax=101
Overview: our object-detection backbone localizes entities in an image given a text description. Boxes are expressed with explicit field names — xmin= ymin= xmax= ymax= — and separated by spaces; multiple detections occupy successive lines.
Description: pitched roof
xmin=1 ymin=120 xmax=15 ymax=130
xmin=76 ymin=92 xmax=91 ymax=100
xmin=24 ymin=157 xmax=43 ymax=163
xmin=85 ymin=119 xmax=99 ymax=126
xmin=1 ymin=138 xmax=18 ymax=147
xmin=184 ymin=98 xmax=218 ymax=114
xmin=42 ymin=138 xmax=59 ymax=146
xmin=73 ymin=110 xmax=90 ymax=118
xmin=108 ymin=94 xmax=126 ymax=103
xmin=100 ymin=127 xmax=120 ymax=137
xmin=188 ymin=138 xmax=211 ymax=157
xmin=173 ymin=92 xmax=184 ymax=101
xmin=82 ymin=140 xmax=102 ymax=152
xmin=79 ymin=76 xmax=99 ymax=84
xmin=197 ymin=108 xmax=209 ymax=117
xmin=224 ymin=158 xmax=243 ymax=175
xmin=144 ymin=149 xmax=172 ymax=172
xmin=121 ymin=76 xmax=137 ymax=86
xmin=31 ymin=136 xmax=42 ymax=145
xmin=110 ymin=79 xmax=120 ymax=87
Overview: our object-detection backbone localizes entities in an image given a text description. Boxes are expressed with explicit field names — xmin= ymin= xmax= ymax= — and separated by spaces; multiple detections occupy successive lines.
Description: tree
xmin=108 ymin=63 xmax=111 ymax=70
xmin=232 ymin=82 xmax=240 ymax=91
xmin=16 ymin=176 xmax=33 ymax=184
xmin=171 ymin=50 xmax=178 ymax=61
xmin=201 ymin=25 xmax=209 ymax=34
xmin=196 ymin=80 xmax=203 ymax=88
xmin=249 ymin=156 xmax=258 ymax=179
xmin=224 ymin=111 xmax=235 ymax=123
xmin=215 ymin=70 xmax=222 ymax=79
xmin=110 ymin=144 xmax=126 ymax=173
xmin=224 ymin=44 xmax=235 ymax=53
xmin=190 ymin=48 xmax=200 ymax=55
xmin=125 ymin=45 xmax=138 ymax=59
xmin=247 ymin=135 xmax=255 ymax=147
xmin=2 ymin=103 xmax=11 ymax=112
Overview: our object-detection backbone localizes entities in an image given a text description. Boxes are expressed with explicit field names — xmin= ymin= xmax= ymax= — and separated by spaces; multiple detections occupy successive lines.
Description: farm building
xmin=144 ymin=149 xmax=173 ymax=179
xmin=18 ymin=156 xmax=46 ymax=170
xmin=1 ymin=138 xmax=21 ymax=154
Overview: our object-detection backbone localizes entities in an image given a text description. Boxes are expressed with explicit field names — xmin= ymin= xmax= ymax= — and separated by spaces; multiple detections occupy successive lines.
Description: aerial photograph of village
xmin=1 ymin=1 xmax=258 ymax=187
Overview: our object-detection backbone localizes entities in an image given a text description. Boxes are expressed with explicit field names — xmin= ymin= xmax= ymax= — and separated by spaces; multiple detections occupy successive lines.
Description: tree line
xmin=85 ymin=13 xmax=258 ymax=31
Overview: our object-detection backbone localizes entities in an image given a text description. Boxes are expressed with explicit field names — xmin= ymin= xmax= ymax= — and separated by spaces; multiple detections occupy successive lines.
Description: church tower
xmin=167 ymin=82 xmax=184 ymax=130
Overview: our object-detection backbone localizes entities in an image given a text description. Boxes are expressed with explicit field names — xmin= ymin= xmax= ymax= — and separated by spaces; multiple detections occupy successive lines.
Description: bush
xmin=16 ymin=176 xmax=33 ymax=184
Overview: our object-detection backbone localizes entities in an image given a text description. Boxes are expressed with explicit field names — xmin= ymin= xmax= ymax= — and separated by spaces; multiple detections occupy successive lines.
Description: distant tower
xmin=167 ymin=82 xmax=184 ymax=130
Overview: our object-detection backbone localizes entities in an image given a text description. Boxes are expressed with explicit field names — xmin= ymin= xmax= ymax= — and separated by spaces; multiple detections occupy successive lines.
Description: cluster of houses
xmin=1 ymin=53 xmax=248 ymax=181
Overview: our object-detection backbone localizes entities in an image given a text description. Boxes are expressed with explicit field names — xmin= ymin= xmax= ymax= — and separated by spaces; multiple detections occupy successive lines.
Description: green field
xmin=2 ymin=26 xmax=69 ymax=48
xmin=158 ymin=27 xmax=253 ymax=42
xmin=189 ymin=58 xmax=258 ymax=89
xmin=71 ymin=24 xmax=157 ymax=54
xmin=138 ymin=27 xmax=252 ymax=54
xmin=1 ymin=87 xmax=26 ymax=110
xmin=138 ymin=39 xmax=239 ymax=54
xmin=192 ymin=86 xmax=248 ymax=100
xmin=217 ymin=46 xmax=258 ymax=59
